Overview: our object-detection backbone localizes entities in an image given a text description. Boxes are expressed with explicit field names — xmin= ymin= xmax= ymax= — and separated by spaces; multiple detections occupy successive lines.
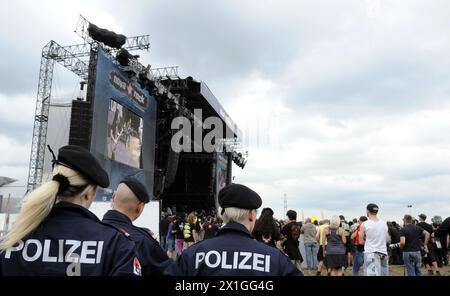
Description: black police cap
xmin=57 ymin=145 xmax=109 ymax=188
xmin=120 ymin=177 xmax=150 ymax=203
xmin=218 ymin=184 xmax=262 ymax=210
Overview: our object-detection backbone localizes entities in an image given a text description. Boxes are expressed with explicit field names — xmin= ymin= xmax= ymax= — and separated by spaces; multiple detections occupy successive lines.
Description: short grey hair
xmin=330 ymin=215 xmax=341 ymax=228
xmin=219 ymin=207 xmax=255 ymax=224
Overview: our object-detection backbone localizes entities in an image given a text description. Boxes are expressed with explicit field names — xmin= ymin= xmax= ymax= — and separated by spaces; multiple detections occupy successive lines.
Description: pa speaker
xmin=69 ymin=100 xmax=92 ymax=149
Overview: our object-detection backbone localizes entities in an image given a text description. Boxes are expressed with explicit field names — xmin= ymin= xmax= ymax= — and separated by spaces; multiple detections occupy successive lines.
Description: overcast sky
xmin=1 ymin=0 xmax=450 ymax=222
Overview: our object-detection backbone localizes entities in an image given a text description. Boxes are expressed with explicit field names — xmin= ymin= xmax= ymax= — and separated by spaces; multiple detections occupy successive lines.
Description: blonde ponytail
xmin=0 ymin=165 xmax=91 ymax=251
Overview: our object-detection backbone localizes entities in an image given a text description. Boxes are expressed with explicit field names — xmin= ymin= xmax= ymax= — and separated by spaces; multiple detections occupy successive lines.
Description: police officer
xmin=102 ymin=177 xmax=171 ymax=275
xmin=164 ymin=184 xmax=303 ymax=276
xmin=0 ymin=145 xmax=141 ymax=276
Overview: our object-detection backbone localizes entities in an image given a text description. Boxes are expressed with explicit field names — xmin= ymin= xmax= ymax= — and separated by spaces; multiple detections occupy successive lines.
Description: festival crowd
xmin=160 ymin=205 xmax=449 ymax=276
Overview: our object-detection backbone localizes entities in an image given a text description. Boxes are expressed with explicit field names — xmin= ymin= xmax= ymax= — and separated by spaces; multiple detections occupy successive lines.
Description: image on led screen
xmin=106 ymin=99 xmax=143 ymax=168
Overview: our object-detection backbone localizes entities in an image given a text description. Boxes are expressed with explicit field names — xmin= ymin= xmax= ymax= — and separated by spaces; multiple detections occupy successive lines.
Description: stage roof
xmin=161 ymin=78 xmax=242 ymax=141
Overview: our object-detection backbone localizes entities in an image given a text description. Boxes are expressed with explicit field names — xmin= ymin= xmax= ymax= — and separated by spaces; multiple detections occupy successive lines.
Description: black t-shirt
xmin=435 ymin=217 xmax=450 ymax=238
xmin=195 ymin=220 xmax=202 ymax=232
xmin=388 ymin=226 xmax=400 ymax=244
xmin=400 ymin=224 xmax=423 ymax=252
xmin=281 ymin=222 xmax=302 ymax=260
xmin=417 ymin=222 xmax=433 ymax=239
xmin=203 ymin=222 xmax=219 ymax=239
xmin=174 ymin=221 xmax=184 ymax=239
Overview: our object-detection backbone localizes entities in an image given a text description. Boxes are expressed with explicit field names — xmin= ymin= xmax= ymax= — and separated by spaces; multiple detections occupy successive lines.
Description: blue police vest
xmin=164 ymin=221 xmax=303 ymax=276
xmin=0 ymin=202 xmax=141 ymax=276
xmin=102 ymin=210 xmax=171 ymax=275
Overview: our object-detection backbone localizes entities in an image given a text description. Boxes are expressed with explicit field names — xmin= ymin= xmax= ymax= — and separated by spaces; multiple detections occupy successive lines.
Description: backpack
xmin=183 ymin=223 xmax=192 ymax=239
xmin=290 ymin=222 xmax=301 ymax=241
xmin=342 ymin=222 xmax=350 ymax=237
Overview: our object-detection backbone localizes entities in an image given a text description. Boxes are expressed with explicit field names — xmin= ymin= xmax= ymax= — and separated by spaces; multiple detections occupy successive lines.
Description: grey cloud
xmin=106 ymin=1 xmax=308 ymax=101
xmin=0 ymin=51 xmax=40 ymax=95
xmin=0 ymin=123 xmax=32 ymax=144
xmin=290 ymin=60 xmax=448 ymax=115
xmin=248 ymin=178 xmax=450 ymax=221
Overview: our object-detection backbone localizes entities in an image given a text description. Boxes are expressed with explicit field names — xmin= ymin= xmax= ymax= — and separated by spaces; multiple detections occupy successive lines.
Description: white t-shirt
xmin=363 ymin=218 xmax=388 ymax=255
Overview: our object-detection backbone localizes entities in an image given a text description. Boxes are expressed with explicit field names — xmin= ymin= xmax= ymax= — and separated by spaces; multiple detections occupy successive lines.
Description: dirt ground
xmin=303 ymin=264 xmax=450 ymax=276
xmin=388 ymin=264 xmax=450 ymax=276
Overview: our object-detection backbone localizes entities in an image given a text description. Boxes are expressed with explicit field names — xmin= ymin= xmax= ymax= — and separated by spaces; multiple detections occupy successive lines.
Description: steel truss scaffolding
xmin=27 ymin=16 xmax=151 ymax=191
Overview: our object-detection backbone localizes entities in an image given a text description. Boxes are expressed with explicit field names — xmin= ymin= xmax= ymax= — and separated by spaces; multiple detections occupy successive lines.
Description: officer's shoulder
xmin=96 ymin=220 xmax=134 ymax=241
xmin=131 ymin=225 xmax=157 ymax=241
xmin=137 ymin=226 xmax=154 ymax=237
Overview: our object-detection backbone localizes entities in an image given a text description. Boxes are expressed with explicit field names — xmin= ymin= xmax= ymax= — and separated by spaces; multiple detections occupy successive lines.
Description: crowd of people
xmin=0 ymin=145 xmax=301 ymax=276
xmin=0 ymin=145 xmax=448 ymax=276
xmin=159 ymin=211 xmax=222 ymax=259
xmin=160 ymin=203 xmax=450 ymax=276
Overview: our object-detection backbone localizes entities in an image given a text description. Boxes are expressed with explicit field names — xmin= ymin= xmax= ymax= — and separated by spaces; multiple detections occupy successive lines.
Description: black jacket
xmin=0 ymin=202 xmax=140 ymax=276
xmin=164 ymin=221 xmax=302 ymax=276
xmin=102 ymin=210 xmax=171 ymax=275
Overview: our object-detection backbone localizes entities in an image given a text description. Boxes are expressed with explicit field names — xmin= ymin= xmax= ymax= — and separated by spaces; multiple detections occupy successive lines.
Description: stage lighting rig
xmin=116 ymin=48 xmax=133 ymax=66
xmin=115 ymin=51 xmax=181 ymax=103
xmin=116 ymin=48 xmax=141 ymax=67
xmin=116 ymin=48 xmax=147 ymax=75
xmin=87 ymin=23 xmax=126 ymax=49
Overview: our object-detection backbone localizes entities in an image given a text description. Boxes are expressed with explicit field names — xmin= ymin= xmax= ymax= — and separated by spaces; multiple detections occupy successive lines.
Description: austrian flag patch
xmin=133 ymin=257 xmax=142 ymax=276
